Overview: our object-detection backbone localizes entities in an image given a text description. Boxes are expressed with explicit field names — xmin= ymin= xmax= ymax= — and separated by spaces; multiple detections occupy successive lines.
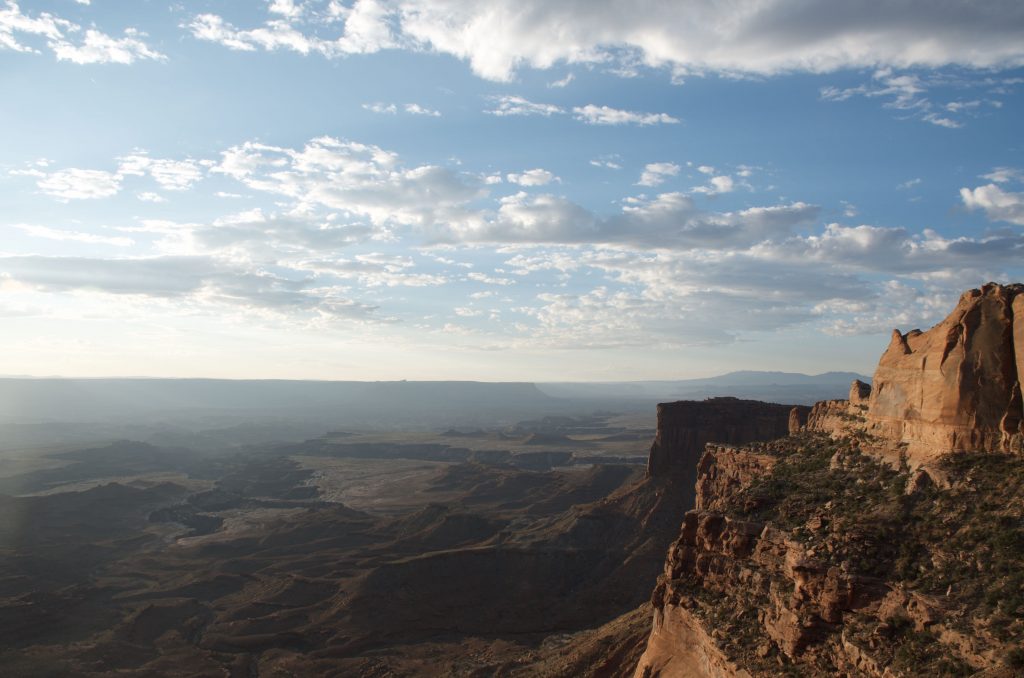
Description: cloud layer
xmin=186 ymin=0 xmax=1024 ymax=81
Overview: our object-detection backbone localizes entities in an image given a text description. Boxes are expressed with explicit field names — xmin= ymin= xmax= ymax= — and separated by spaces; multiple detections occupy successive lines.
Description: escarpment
xmin=634 ymin=434 xmax=1024 ymax=677
xmin=648 ymin=398 xmax=809 ymax=507
xmin=633 ymin=283 xmax=1024 ymax=677
xmin=805 ymin=282 xmax=1024 ymax=467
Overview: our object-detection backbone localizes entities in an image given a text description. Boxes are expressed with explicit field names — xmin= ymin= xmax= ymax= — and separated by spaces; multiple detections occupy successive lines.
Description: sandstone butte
xmin=798 ymin=281 xmax=1024 ymax=470
xmin=630 ymin=282 xmax=1024 ymax=677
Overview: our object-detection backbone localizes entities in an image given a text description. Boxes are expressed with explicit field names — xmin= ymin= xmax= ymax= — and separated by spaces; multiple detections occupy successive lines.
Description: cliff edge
xmin=633 ymin=283 xmax=1024 ymax=677
xmin=804 ymin=282 xmax=1023 ymax=468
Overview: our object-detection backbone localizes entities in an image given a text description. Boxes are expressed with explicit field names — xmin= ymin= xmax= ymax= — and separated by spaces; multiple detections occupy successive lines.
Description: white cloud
xmin=548 ymin=73 xmax=574 ymax=88
xmin=35 ymin=168 xmax=122 ymax=200
xmin=269 ymin=0 xmax=304 ymax=19
xmin=363 ymin=102 xmax=397 ymax=114
xmin=444 ymin=189 xmax=818 ymax=249
xmin=51 ymin=28 xmax=165 ymax=64
xmin=182 ymin=1 xmax=1024 ymax=86
xmin=897 ymin=178 xmax=922 ymax=190
xmin=637 ymin=162 xmax=679 ymax=187
xmin=212 ymin=136 xmax=482 ymax=229
xmin=396 ymin=0 xmax=1024 ymax=82
xmin=137 ymin=191 xmax=166 ymax=203
xmin=467 ymin=271 xmax=514 ymax=286
xmin=188 ymin=0 xmax=396 ymax=57
xmin=922 ymin=111 xmax=961 ymax=128
xmin=506 ymin=168 xmax=557 ymax=186
xmin=590 ymin=157 xmax=622 ymax=170
xmin=960 ymin=183 xmax=1024 ymax=226
xmin=118 ymin=153 xmax=203 ymax=191
xmin=820 ymin=68 xmax=1015 ymax=127
xmin=692 ymin=175 xmax=735 ymax=195
xmin=0 ymin=2 xmax=163 ymax=63
xmin=13 ymin=152 xmax=205 ymax=201
xmin=404 ymin=102 xmax=440 ymax=116
xmin=294 ymin=253 xmax=447 ymax=287
xmin=945 ymin=99 xmax=981 ymax=112
xmin=572 ymin=104 xmax=678 ymax=126
xmin=484 ymin=95 xmax=563 ymax=117
xmin=981 ymin=167 xmax=1023 ymax=184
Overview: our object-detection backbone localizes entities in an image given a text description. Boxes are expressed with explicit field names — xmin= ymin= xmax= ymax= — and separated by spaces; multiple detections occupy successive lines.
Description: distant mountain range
xmin=0 ymin=371 xmax=865 ymax=424
xmin=537 ymin=371 xmax=868 ymax=405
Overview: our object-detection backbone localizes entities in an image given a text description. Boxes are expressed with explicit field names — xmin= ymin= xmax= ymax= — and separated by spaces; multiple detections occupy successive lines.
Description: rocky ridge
xmin=803 ymin=282 xmax=1024 ymax=469
xmin=632 ymin=283 xmax=1024 ymax=677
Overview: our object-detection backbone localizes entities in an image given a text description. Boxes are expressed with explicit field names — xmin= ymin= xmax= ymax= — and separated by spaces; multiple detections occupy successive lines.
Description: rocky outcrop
xmin=694 ymin=445 xmax=777 ymax=512
xmin=862 ymin=283 xmax=1024 ymax=464
xmin=635 ymin=440 xmax=891 ymax=678
xmin=633 ymin=283 xmax=1024 ymax=677
xmin=647 ymin=399 xmax=809 ymax=508
xmin=804 ymin=283 xmax=1024 ymax=467
xmin=633 ymin=434 xmax=1024 ymax=677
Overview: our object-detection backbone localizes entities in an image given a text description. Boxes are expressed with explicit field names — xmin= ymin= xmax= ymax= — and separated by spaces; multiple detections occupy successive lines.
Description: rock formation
xmin=633 ymin=434 xmax=1024 ymax=677
xmin=864 ymin=283 xmax=1023 ymax=463
xmin=633 ymin=283 xmax=1024 ymax=677
xmin=647 ymin=398 xmax=809 ymax=506
xmin=806 ymin=282 xmax=1024 ymax=467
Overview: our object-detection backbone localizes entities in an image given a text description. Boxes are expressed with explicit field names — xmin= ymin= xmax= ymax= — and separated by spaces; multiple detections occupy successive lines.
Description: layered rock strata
xmin=806 ymin=283 xmax=1024 ymax=466
xmin=865 ymin=283 xmax=1023 ymax=463
xmin=647 ymin=398 xmax=809 ymax=506
xmin=634 ymin=436 xmax=1023 ymax=677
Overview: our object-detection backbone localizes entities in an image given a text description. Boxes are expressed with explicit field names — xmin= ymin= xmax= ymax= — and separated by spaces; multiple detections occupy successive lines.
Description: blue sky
xmin=1 ymin=0 xmax=1023 ymax=381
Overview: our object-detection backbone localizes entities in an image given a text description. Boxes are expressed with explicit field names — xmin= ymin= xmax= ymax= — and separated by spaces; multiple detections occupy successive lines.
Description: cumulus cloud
xmin=960 ymin=182 xmax=1024 ymax=225
xmin=118 ymin=153 xmax=203 ymax=191
xmin=185 ymin=1 xmax=1024 ymax=82
xmin=32 ymin=168 xmax=122 ymax=200
xmin=572 ymin=104 xmax=678 ymax=126
xmin=752 ymin=222 xmax=1024 ymax=275
xmin=11 ymin=152 xmax=204 ymax=200
xmin=506 ymin=168 xmax=557 ymax=186
xmin=0 ymin=1 xmax=163 ymax=63
xmin=188 ymin=0 xmax=397 ymax=57
xmin=637 ymin=162 xmax=679 ymax=187
xmin=444 ymin=189 xmax=819 ymax=249
xmin=212 ymin=136 xmax=482 ymax=228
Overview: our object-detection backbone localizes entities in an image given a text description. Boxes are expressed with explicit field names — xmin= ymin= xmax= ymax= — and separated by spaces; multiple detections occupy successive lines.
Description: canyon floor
xmin=0 ymin=412 xmax=671 ymax=677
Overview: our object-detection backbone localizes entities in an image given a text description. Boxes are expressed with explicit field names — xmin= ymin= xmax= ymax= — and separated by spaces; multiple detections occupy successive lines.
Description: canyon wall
xmin=805 ymin=283 xmax=1024 ymax=467
xmin=633 ymin=283 xmax=1024 ymax=677
xmin=647 ymin=398 xmax=808 ymax=506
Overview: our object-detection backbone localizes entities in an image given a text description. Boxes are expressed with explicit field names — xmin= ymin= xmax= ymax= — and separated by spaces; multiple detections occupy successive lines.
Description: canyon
xmin=1 ymin=283 xmax=1022 ymax=676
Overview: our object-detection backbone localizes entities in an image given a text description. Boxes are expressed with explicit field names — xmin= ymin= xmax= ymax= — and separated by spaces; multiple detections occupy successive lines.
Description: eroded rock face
xmin=865 ymin=282 xmax=1024 ymax=464
xmin=647 ymin=399 xmax=807 ymax=507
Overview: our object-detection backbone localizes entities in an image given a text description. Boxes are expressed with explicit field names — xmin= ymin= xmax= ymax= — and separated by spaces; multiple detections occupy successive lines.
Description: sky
xmin=1 ymin=0 xmax=1023 ymax=381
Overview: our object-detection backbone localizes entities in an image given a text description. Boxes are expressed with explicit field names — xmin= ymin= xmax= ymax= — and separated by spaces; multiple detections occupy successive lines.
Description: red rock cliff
xmin=647 ymin=398 xmax=808 ymax=500
xmin=863 ymin=282 xmax=1023 ymax=464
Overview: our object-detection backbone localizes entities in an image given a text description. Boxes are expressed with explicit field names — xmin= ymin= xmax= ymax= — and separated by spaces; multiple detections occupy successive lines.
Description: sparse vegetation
xmin=663 ymin=431 xmax=1024 ymax=676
